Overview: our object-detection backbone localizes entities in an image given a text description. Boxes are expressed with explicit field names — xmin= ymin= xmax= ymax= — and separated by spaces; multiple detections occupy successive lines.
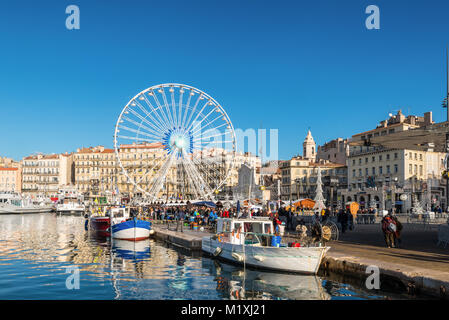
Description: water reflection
xmin=0 ymin=213 xmax=401 ymax=300
xmin=201 ymin=259 xmax=331 ymax=300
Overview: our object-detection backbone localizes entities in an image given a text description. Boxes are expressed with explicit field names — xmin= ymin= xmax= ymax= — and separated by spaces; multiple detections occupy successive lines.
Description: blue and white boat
xmin=110 ymin=207 xmax=153 ymax=241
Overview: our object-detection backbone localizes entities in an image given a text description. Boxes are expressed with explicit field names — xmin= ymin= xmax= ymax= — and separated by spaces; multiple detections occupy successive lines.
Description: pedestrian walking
xmin=391 ymin=214 xmax=403 ymax=248
xmin=381 ymin=213 xmax=397 ymax=248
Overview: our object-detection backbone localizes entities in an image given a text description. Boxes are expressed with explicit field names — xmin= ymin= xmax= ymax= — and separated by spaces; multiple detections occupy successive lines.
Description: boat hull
xmin=0 ymin=206 xmax=53 ymax=214
xmin=202 ymin=236 xmax=329 ymax=274
xmin=89 ymin=216 xmax=111 ymax=237
xmin=111 ymin=219 xmax=151 ymax=241
xmin=56 ymin=209 xmax=85 ymax=215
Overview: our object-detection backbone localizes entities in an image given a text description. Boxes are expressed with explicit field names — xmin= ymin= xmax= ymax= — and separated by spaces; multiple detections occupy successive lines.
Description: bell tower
xmin=303 ymin=130 xmax=316 ymax=160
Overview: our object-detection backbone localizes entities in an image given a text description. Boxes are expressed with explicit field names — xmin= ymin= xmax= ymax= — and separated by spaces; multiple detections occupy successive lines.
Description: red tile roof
xmin=0 ymin=167 xmax=18 ymax=171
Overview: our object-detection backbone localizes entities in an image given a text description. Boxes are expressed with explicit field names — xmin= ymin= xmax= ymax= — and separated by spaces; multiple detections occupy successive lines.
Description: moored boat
xmin=111 ymin=218 xmax=152 ymax=241
xmin=56 ymin=187 xmax=85 ymax=215
xmin=89 ymin=206 xmax=153 ymax=240
xmin=202 ymin=217 xmax=329 ymax=274
xmin=0 ymin=192 xmax=54 ymax=214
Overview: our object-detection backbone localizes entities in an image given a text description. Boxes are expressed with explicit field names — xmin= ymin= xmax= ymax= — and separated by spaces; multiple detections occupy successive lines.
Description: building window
xmin=372 ymin=156 xmax=375 ymax=162
xmin=409 ymin=164 xmax=412 ymax=174
xmin=365 ymin=168 xmax=368 ymax=176
xmin=379 ymin=166 xmax=383 ymax=174
xmin=394 ymin=164 xmax=398 ymax=173
xmin=394 ymin=153 xmax=398 ymax=159
xmin=386 ymin=165 xmax=390 ymax=174
xmin=352 ymin=170 xmax=356 ymax=177
xmin=372 ymin=167 xmax=376 ymax=175
xmin=358 ymin=169 xmax=362 ymax=176
xmin=379 ymin=155 xmax=382 ymax=161
xmin=386 ymin=154 xmax=390 ymax=160
xmin=419 ymin=165 xmax=423 ymax=176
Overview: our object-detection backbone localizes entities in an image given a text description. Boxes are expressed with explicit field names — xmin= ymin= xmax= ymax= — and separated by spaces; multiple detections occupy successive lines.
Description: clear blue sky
xmin=0 ymin=0 xmax=448 ymax=161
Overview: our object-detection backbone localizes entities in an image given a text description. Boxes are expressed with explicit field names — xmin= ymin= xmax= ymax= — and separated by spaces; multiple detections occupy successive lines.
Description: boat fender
xmin=253 ymin=255 xmax=264 ymax=262
xmin=231 ymin=252 xmax=244 ymax=262
xmin=149 ymin=229 xmax=155 ymax=235
xmin=213 ymin=247 xmax=222 ymax=257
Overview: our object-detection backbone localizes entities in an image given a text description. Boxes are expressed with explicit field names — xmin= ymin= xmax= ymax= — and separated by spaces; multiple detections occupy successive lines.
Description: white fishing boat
xmin=0 ymin=192 xmax=53 ymax=214
xmin=56 ymin=187 xmax=85 ymax=215
xmin=202 ymin=217 xmax=330 ymax=274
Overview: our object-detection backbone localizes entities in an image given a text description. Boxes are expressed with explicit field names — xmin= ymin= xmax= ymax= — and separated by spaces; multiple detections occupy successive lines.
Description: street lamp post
xmin=444 ymin=47 xmax=449 ymax=212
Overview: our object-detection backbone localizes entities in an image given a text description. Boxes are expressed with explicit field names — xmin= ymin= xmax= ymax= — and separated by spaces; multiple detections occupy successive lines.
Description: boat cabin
xmin=216 ymin=217 xmax=274 ymax=246
xmin=0 ymin=193 xmax=22 ymax=206
xmin=110 ymin=207 xmax=131 ymax=225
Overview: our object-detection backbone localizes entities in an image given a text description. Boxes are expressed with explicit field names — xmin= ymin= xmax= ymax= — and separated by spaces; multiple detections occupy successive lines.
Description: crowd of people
xmin=130 ymin=203 xmax=409 ymax=248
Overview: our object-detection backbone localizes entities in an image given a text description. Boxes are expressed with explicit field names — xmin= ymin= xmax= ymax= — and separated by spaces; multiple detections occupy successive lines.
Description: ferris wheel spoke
xmin=118 ymin=124 xmax=162 ymax=142
xmin=141 ymin=93 xmax=171 ymax=133
xmin=191 ymin=114 xmax=224 ymax=137
xmin=184 ymin=93 xmax=203 ymax=132
xmin=135 ymin=157 xmax=166 ymax=184
xmin=133 ymin=98 xmax=170 ymax=134
xmin=159 ymin=88 xmax=176 ymax=129
xmin=169 ymin=86 xmax=179 ymax=129
xmin=126 ymin=106 xmax=167 ymax=139
xmin=190 ymin=108 xmax=217 ymax=133
xmin=116 ymin=135 xmax=157 ymax=144
xmin=121 ymin=114 xmax=164 ymax=139
xmin=182 ymin=158 xmax=206 ymax=199
xmin=195 ymin=140 xmax=234 ymax=150
xmin=183 ymin=153 xmax=213 ymax=198
xmin=147 ymin=152 xmax=176 ymax=200
xmin=149 ymin=89 xmax=173 ymax=131
xmin=191 ymin=157 xmax=222 ymax=191
xmin=177 ymin=87 xmax=184 ymax=129
xmin=192 ymin=131 xmax=229 ymax=143
xmin=180 ymin=90 xmax=193 ymax=130
xmin=186 ymin=100 xmax=210 ymax=132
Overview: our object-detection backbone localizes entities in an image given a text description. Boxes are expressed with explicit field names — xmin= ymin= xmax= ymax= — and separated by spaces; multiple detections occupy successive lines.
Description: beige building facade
xmin=73 ymin=143 xmax=261 ymax=200
xmin=0 ymin=167 xmax=21 ymax=192
xmin=21 ymin=153 xmax=74 ymax=197
xmin=340 ymin=110 xmax=446 ymax=212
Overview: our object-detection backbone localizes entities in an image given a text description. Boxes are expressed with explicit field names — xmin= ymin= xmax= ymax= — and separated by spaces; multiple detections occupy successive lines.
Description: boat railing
xmin=211 ymin=230 xmax=323 ymax=247
xmin=212 ymin=230 xmax=277 ymax=246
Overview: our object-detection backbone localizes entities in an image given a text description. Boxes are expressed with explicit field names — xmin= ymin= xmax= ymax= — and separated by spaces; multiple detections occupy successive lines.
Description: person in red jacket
xmin=273 ymin=213 xmax=282 ymax=235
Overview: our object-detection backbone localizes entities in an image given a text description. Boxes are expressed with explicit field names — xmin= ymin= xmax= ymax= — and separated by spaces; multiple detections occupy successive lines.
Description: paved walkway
xmin=324 ymin=223 xmax=449 ymax=297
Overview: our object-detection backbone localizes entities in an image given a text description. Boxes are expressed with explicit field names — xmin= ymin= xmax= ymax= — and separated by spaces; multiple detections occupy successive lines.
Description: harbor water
xmin=0 ymin=213 xmax=426 ymax=300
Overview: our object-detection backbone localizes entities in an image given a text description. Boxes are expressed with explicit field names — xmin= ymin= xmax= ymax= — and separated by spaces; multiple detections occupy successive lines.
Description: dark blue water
xmin=0 ymin=213 xmax=411 ymax=300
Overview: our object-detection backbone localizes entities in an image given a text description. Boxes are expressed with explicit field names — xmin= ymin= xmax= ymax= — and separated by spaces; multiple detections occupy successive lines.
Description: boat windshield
xmin=244 ymin=233 xmax=261 ymax=245
xmin=244 ymin=222 xmax=263 ymax=234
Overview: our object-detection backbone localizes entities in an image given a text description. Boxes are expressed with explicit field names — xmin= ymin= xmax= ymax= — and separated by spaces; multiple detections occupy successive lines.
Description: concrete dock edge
xmin=152 ymin=226 xmax=448 ymax=299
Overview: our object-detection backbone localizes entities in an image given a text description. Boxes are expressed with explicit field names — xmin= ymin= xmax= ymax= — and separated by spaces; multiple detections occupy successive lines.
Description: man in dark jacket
xmin=381 ymin=213 xmax=397 ymax=248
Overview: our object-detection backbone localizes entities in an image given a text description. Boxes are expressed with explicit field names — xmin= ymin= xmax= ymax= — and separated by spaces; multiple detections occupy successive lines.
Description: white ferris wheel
xmin=114 ymin=83 xmax=236 ymax=201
